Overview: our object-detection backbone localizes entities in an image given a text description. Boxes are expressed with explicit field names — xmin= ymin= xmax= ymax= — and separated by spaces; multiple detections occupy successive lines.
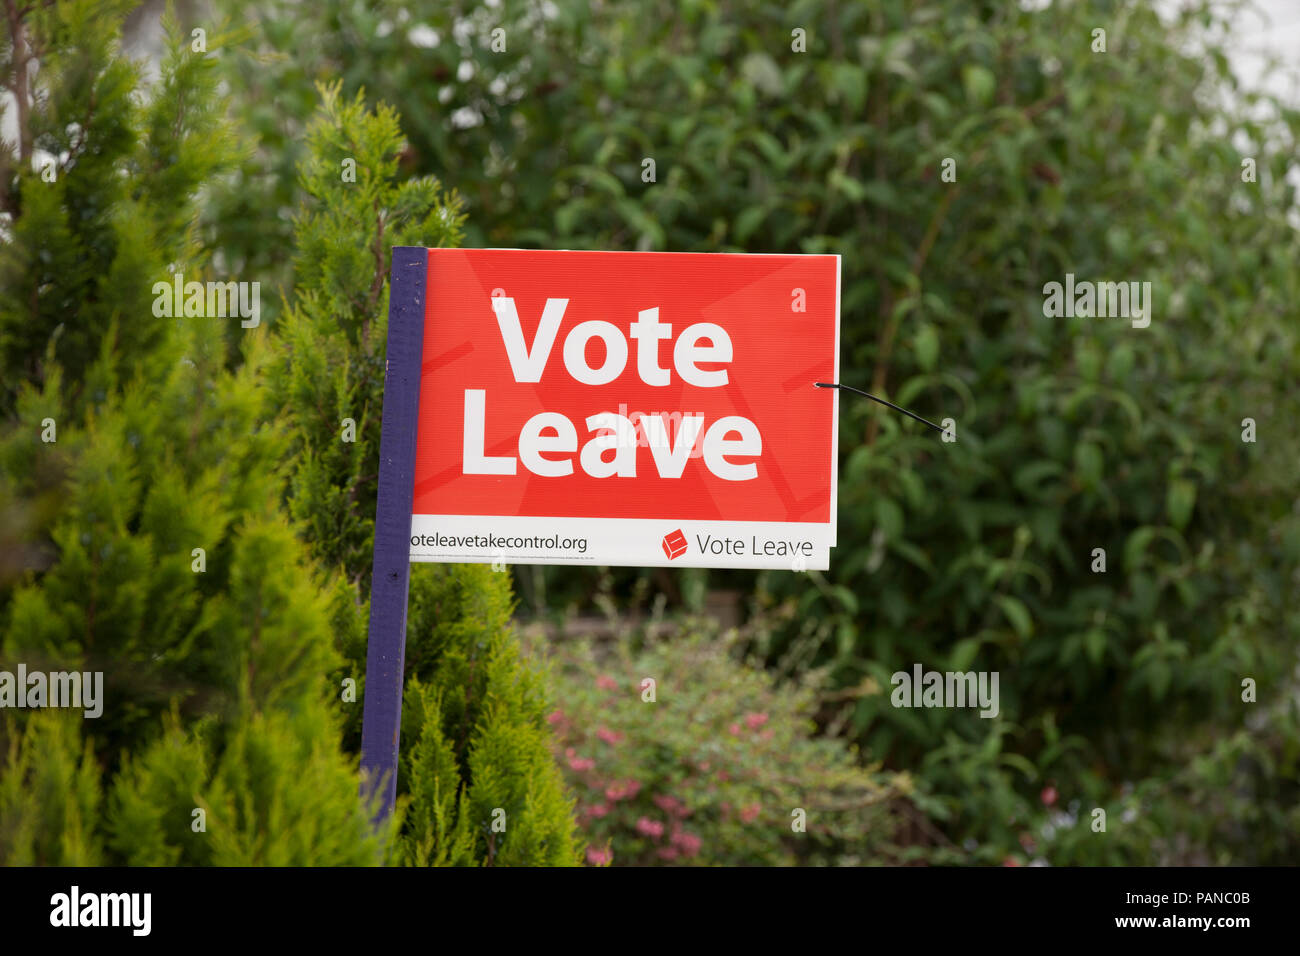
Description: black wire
xmin=814 ymin=382 xmax=946 ymax=434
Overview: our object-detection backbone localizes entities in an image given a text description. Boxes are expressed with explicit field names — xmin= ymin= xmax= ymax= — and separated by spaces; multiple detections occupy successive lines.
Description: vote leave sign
xmin=409 ymin=248 xmax=840 ymax=569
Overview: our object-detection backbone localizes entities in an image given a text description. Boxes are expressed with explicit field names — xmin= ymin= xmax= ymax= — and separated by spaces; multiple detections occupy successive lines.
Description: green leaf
xmin=733 ymin=205 xmax=767 ymax=244
xmin=962 ymin=65 xmax=996 ymax=106
xmin=915 ymin=324 xmax=939 ymax=371
xmin=741 ymin=52 xmax=783 ymax=97
xmin=875 ymin=497 xmax=904 ymax=539
xmin=1166 ymin=478 xmax=1196 ymax=531
xmin=999 ymin=753 xmax=1038 ymax=780
xmin=1085 ymin=628 xmax=1107 ymax=665
xmin=831 ymin=585 xmax=860 ymax=615
xmin=1074 ymin=442 xmax=1103 ymax=486
xmin=1123 ymin=527 xmax=1158 ymax=572
xmin=828 ymin=168 xmax=867 ymax=202
xmin=995 ymin=595 xmax=1033 ymax=638
xmin=1147 ymin=661 xmax=1172 ymax=701
xmin=889 ymin=539 xmax=935 ymax=575
xmin=1013 ymin=460 xmax=1066 ymax=498
xmin=949 ymin=637 xmax=981 ymax=672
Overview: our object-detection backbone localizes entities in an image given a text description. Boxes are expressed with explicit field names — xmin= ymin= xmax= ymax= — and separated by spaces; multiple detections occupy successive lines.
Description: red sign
xmin=409 ymin=249 xmax=839 ymax=569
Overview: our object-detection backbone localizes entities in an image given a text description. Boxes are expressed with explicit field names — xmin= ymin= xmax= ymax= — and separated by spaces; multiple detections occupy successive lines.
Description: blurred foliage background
xmin=2 ymin=0 xmax=1297 ymax=866
xmin=206 ymin=0 xmax=1300 ymax=864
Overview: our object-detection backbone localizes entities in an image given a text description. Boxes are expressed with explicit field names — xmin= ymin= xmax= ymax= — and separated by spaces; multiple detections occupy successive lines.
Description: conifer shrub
xmin=540 ymin=624 xmax=904 ymax=866
xmin=392 ymin=564 xmax=582 ymax=865
xmin=0 ymin=3 xmax=381 ymax=865
xmin=108 ymin=706 xmax=387 ymax=866
xmin=273 ymin=86 xmax=583 ymax=865
xmin=0 ymin=712 xmax=102 ymax=866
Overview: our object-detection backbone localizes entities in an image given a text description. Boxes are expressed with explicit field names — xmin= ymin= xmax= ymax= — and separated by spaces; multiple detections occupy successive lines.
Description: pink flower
xmin=657 ymin=846 xmax=680 ymax=860
xmin=745 ymin=712 xmax=769 ymax=730
xmin=653 ymin=795 xmax=692 ymax=818
xmin=740 ymin=804 xmax=761 ymax=823
xmin=652 ymin=794 xmax=684 ymax=816
xmin=586 ymin=846 xmax=613 ymax=866
xmin=604 ymin=779 xmax=641 ymax=802
xmin=1041 ymin=786 xmax=1058 ymax=807
xmin=635 ymin=817 xmax=665 ymax=839
xmin=568 ymin=755 xmax=596 ymax=772
xmin=584 ymin=802 xmax=610 ymax=819
xmin=729 ymin=723 xmax=742 ymax=736
xmin=546 ymin=709 xmax=565 ymax=725
xmin=672 ymin=831 xmax=702 ymax=857
xmin=596 ymin=675 xmax=618 ymax=691
xmin=596 ymin=726 xmax=624 ymax=745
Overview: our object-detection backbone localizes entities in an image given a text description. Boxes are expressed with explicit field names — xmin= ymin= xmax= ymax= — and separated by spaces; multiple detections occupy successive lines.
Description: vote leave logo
xmin=662 ymin=529 xmax=688 ymax=560
xmin=409 ymin=248 xmax=840 ymax=570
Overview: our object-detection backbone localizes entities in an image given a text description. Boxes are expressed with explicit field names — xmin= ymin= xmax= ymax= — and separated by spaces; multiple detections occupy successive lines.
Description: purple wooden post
xmin=359 ymin=246 xmax=428 ymax=822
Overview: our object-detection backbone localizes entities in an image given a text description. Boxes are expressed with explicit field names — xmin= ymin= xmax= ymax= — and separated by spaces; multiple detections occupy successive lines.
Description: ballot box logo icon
xmin=662 ymin=529 xmax=688 ymax=560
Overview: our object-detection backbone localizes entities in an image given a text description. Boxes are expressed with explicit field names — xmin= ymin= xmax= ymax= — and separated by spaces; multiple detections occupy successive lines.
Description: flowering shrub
xmin=538 ymin=626 xmax=903 ymax=866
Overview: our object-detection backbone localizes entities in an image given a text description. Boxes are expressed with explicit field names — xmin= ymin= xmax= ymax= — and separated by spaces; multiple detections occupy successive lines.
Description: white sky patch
xmin=1156 ymin=0 xmax=1300 ymax=106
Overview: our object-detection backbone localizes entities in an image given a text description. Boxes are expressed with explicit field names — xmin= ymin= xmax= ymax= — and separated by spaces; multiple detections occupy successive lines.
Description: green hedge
xmin=216 ymin=0 xmax=1300 ymax=863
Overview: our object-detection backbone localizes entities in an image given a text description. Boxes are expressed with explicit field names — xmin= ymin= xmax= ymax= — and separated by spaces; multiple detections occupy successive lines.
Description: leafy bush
xmin=215 ymin=0 xmax=1300 ymax=864
xmin=540 ymin=623 xmax=901 ymax=865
